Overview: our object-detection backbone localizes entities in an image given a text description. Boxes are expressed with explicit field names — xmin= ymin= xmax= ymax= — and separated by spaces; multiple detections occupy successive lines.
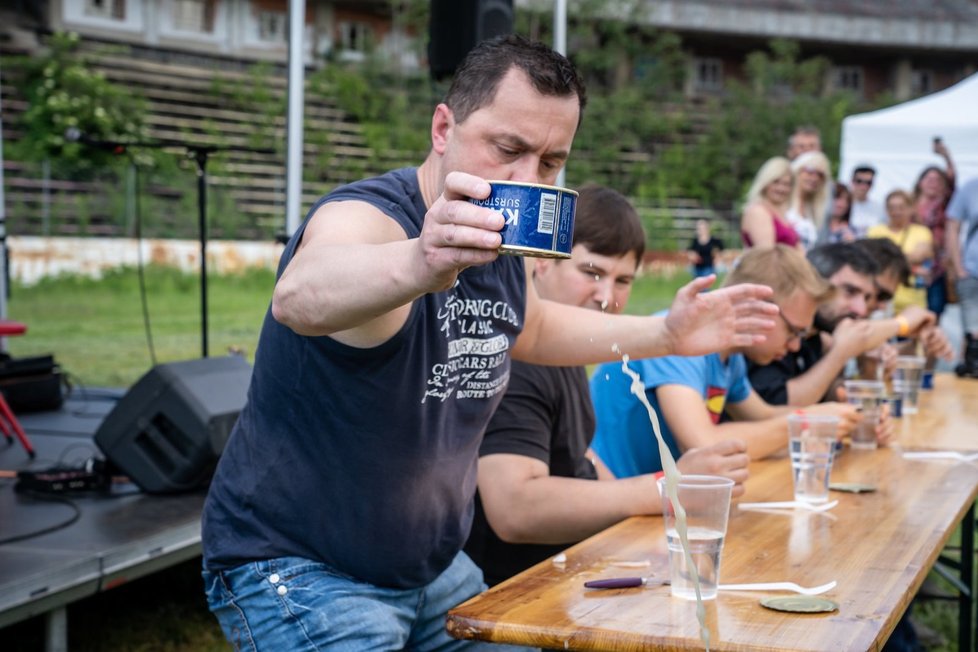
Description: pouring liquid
xmin=622 ymin=355 xmax=711 ymax=651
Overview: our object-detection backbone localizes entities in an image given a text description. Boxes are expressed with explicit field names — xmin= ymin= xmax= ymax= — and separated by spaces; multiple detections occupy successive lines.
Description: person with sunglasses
xmin=853 ymin=237 xmax=955 ymax=375
xmin=590 ymin=245 xmax=867 ymax=478
xmin=747 ymin=243 xmax=936 ymax=408
xmin=847 ymin=165 xmax=886 ymax=238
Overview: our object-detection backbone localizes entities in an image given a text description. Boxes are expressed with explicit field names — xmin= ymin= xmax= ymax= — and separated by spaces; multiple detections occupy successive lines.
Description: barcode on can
xmin=537 ymin=192 xmax=557 ymax=234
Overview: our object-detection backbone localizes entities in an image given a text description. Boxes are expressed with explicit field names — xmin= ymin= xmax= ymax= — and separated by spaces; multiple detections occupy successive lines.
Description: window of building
xmin=833 ymin=66 xmax=864 ymax=95
xmin=171 ymin=0 xmax=216 ymax=33
xmin=339 ymin=21 xmax=373 ymax=54
xmin=84 ymin=0 xmax=126 ymax=20
xmin=691 ymin=57 xmax=723 ymax=93
xmin=258 ymin=10 xmax=287 ymax=42
xmin=912 ymin=69 xmax=934 ymax=96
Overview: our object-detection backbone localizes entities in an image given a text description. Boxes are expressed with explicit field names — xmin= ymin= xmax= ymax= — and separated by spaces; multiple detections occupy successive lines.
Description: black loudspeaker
xmin=95 ymin=356 xmax=252 ymax=494
xmin=429 ymin=0 xmax=514 ymax=81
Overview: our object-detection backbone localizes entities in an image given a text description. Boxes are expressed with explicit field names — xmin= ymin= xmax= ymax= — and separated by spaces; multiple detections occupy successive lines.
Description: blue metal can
xmin=469 ymin=181 xmax=578 ymax=259
xmin=887 ymin=394 xmax=903 ymax=418
xmin=921 ymin=369 xmax=935 ymax=390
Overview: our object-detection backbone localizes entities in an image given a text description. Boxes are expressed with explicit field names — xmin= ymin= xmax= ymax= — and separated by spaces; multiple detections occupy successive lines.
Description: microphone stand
xmin=74 ymin=135 xmax=274 ymax=359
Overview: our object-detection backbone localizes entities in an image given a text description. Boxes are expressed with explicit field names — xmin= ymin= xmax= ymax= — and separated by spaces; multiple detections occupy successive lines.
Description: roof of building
xmin=709 ymin=0 xmax=978 ymax=21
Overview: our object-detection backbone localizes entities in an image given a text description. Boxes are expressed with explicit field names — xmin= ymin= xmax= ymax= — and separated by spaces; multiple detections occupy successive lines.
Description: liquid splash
xmin=621 ymin=354 xmax=711 ymax=651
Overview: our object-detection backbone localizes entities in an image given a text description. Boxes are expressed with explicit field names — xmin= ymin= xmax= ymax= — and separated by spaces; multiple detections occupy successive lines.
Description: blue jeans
xmin=926 ymin=273 xmax=947 ymax=317
xmin=203 ymin=551 xmax=531 ymax=651
xmin=959 ymin=276 xmax=978 ymax=337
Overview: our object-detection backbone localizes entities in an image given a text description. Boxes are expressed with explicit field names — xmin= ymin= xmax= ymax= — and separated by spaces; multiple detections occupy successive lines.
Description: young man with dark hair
xmin=465 ymin=185 xmax=750 ymax=586
xmin=853 ymin=238 xmax=954 ymax=364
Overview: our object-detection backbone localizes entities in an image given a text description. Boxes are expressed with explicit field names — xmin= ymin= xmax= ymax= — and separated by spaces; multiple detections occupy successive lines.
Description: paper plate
xmin=829 ymin=482 xmax=877 ymax=493
xmin=760 ymin=596 xmax=839 ymax=613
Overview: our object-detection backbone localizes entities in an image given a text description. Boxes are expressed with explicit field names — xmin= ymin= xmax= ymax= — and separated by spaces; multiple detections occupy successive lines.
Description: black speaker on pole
xmin=429 ymin=0 xmax=514 ymax=81
xmin=95 ymin=356 xmax=252 ymax=494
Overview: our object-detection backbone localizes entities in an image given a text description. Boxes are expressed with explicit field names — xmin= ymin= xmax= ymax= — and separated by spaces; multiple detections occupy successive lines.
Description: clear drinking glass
xmin=657 ymin=475 xmax=734 ymax=600
xmin=844 ymin=379 xmax=886 ymax=449
xmin=787 ymin=413 xmax=838 ymax=504
xmin=893 ymin=355 xmax=926 ymax=415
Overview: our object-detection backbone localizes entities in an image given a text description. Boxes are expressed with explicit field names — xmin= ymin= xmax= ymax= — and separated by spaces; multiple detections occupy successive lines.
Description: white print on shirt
xmin=423 ymin=294 xmax=519 ymax=403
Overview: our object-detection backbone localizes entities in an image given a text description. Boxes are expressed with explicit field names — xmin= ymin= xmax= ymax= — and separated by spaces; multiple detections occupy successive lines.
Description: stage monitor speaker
xmin=429 ymin=0 xmax=514 ymax=81
xmin=95 ymin=356 xmax=252 ymax=494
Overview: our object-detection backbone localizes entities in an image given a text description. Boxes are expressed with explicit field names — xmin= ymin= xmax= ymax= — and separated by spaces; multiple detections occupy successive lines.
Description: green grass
xmin=0 ymin=266 xmax=964 ymax=649
xmin=6 ymin=265 xmax=275 ymax=387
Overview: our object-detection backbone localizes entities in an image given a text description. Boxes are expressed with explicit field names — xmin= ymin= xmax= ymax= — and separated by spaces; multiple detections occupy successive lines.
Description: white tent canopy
xmin=839 ymin=72 xmax=978 ymax=204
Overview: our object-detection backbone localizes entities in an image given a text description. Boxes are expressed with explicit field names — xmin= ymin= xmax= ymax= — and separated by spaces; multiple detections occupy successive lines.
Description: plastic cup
xmin=787 ymin=413 xmax=838 ymax=504
xmin=844 ymin=380 xmax=886 ymax=449
xmin=657 ymin=475 xmax=734 ymax=601
xmin=857 ymin=349 xmax=883 ymax=381
xmin=893 ymin=355 xmax=926 ymax=415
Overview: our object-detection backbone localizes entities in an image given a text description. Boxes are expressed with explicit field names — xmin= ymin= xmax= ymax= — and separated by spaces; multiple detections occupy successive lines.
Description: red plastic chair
xmin=0 ymin=320 xmax=36 ymax=458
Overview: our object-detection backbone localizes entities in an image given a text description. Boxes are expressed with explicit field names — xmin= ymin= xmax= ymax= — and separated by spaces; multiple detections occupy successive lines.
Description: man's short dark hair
xmin=445 ymin=34 xmax=587 ymax=128
xmin=807 ymin=242 xmax=879 ymax=280
xmin=853 ymin=238 xmax=911 ymax=285
xmin=572 ymin=184 xmax=645 ymax=263
xmin=852 ymin=165 xmax=876 ymax=177
xmin=787 ymin=125 xmax=821 ymax=148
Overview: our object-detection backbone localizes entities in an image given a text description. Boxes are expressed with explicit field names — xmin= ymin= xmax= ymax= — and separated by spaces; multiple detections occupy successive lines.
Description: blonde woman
xmin=740 ymin=156 xmax=800 ymax=250
xmin=787 ymin=151 xmax=831 ymax=250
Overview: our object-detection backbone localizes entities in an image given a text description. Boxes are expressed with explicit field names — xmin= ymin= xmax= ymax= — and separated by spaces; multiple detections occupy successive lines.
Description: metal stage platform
xmin=0 ymin=387 xmax=207 ymax=652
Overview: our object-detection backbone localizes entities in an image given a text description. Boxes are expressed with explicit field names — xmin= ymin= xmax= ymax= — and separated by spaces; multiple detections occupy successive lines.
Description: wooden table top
xmin=895 ymin=373 xmax=978 ymax=451
xmin=447 ymin=374 xmax=978 ymax=651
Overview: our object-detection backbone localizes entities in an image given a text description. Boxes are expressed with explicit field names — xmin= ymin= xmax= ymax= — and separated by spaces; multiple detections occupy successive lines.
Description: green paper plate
xmin=829 ymin=482 xmax=877 ymax=493
xmin=760 ymin=596 xmax=839 ymax=613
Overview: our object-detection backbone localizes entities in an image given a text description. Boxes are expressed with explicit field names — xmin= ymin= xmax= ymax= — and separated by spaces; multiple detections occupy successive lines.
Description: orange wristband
xmin=895 ymin=315 xmax=910 ymax=337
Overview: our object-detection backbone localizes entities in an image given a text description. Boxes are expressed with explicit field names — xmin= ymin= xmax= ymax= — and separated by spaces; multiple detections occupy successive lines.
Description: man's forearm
xmin=785 ymin=349 xmax=849 ymax=406
xmin=484 ymin=474 xmax=658 ymax=545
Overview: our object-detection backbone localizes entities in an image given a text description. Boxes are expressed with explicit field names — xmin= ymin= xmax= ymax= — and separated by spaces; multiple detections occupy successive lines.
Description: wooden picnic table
xmin=447 ymin=375 xmax=978 ymax=651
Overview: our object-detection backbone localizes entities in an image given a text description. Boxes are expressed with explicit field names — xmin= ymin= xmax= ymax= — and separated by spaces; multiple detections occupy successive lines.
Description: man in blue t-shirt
xmin=465 ymin=186 xmax=750 ymax=587
xmin=592 ymin=246 xmax=880 ymax=478
xmin=947 ymin=177 xmax=978 ymax=378
xmin=200 ymin=35 xmax=778 ymax=651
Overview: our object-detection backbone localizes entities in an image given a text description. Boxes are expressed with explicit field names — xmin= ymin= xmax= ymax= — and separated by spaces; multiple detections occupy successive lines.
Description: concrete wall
xmin=7 ymin=236 xmax=285 ymax=286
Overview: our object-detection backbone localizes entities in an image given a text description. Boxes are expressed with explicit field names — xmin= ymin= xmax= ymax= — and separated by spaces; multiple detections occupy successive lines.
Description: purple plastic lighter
xmin=583 ymin=576 xmax=660 ymax=589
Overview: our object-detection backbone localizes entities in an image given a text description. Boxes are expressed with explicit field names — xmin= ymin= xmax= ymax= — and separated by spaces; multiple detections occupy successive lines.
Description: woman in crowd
xmin=868 ymin=189 xmax=934 ymax=313
xmin=740 ymin=156 xmax=800 ymax=250
xmin=913 ymin=156 xmax=955 ymax=317
xmin=825 ymin=181 xmax=856 ymax=244
xmin=786 ymin=150 xmax=831 ymax=250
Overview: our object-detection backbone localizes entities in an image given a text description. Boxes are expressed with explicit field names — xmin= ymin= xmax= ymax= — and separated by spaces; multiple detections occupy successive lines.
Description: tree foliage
xmin=6 ymin=32 xmax=147 ymax=177
xmin=648 ymin=39 xmax=868 ymax=207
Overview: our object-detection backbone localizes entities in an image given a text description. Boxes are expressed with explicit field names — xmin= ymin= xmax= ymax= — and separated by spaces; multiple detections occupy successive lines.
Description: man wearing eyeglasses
xmin=590 ymin=245 xmax=869 ymax=478
xmin=853 ymin=238 xmax=953 ymax=363
xmin=747 ymin=243 xmax=936 ymax=407
xmin=848 ymin=165 xmax=886 ymax=238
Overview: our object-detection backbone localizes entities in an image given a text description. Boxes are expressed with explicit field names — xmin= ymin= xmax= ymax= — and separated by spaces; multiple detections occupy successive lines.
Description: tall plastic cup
xmin=787 ymin=413 xmax=838 ymax=504
xmin=657 ymin=475 xmax=734 ymax=600
xmin=893 ymin=355 xmax=926 ymax=415
xmin=844 ymin=379 xmax=886 ymax=449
